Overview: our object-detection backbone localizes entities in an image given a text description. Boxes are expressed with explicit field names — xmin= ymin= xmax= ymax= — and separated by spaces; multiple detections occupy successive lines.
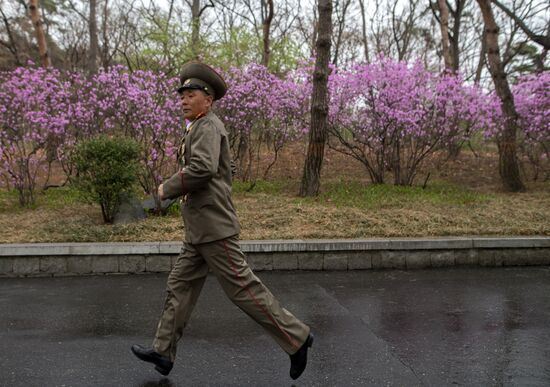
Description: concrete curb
xmin=1 ymin=237 xmax=549 ymax=277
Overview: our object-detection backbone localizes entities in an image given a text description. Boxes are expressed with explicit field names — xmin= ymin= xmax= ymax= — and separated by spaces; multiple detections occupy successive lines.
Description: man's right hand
xmin=158 ymin=184 xmax=165 ymax=200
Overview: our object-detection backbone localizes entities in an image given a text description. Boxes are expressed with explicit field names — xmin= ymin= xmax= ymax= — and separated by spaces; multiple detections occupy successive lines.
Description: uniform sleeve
xmin=161 ymin=119 xmax=220 ymax=200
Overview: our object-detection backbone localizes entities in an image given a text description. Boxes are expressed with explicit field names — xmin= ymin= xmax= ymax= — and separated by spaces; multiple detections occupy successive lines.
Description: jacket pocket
xmin=188 ymin=192 xmax=214 ymax=209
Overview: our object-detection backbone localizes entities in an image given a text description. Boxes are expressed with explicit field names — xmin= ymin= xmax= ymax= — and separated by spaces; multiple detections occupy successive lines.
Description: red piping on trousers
xmin=221 ymin=240 xmax=300 ymax=352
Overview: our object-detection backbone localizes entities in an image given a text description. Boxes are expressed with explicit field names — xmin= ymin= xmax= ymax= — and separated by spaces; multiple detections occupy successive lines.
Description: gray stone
xmin=0 ymin=242 xmax=160 ymax=257
xmin=455 ymin=249 xmax=479 ymax=266
xmin=67 ymin=243 xmax=160 ymax=256
xmin=499 ymin=249 xmax=530 ymax=266
xmin=3 ymin=239 xmax=550 ymax=278
xmin=323 ymin=253 xmax=348 ymax=270
xmin=159 ymin=242 xmax=182 ymax=255
xmin=13 ymin=258 xmax=39 ymax=275
xmin=492 ymin=249 xmax=505 ymax=267
xmin=405 ymin=251 xmax=432 ymax=269
xmin=248 ymin=253 xmax=272 ymax=271
xmin=0 ymin=257 xmax=14 ymax=273
xmin=347 ymin=252 xmax=373 ymax=270
xmin=305 ymin=239 xmax=392 ymax=251
xmin=146 ymin=255 xmax=172 ymax=272
xmin=113 ymin=193 xmax=147 ymax=225
xmin=142 ymin=195 xmax=177 ymax=212
xmin=0 ymin=244 xmax=71 ymax=257
xmin=92 ymin=256 xmax=119 ymax=273
xmin=526 ymin=248 xmax=550 ymax=265
xmin=273 ymin=253 xmax=298 ymax=270
xmin=53 ymin=272 xmax=77 ymax=277
xmin=374 ymin=251 xmax=406 ymax=269
xmin=119 ymin=255 xmax=146 ymax=273
xmin=67 ymin=257 xmax=93 ymax=274
xmin=478 ymin=250 xmax=497 ymax=267
xmin=390 ymin=238 xmax=472 ymax=251
xmin=25 ymin=273 xmax=52 ymax=277
xmin=473 ymin=237 xmax=550 ymax=249
xmin=242 ymin=240 xmax=301 ymax=253
xmin=430 ymin=251 xmax=455 ymax=268
xmin=298 ymin=254 xmax=323 ymax=270
xmin=40 ymin=257 xmax=67 ymax=273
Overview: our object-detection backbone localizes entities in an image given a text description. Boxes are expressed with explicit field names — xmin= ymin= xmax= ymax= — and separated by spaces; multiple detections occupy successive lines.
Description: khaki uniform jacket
xmin=162 ymin=111 xmax=240 ymax=244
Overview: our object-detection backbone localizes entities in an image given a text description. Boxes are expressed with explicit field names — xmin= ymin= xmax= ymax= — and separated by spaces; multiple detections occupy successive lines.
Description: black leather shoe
xmin=131 ymin=344 xmax=174 ymax=376
xmin=289 ymin=333 xmax=314 ymax=380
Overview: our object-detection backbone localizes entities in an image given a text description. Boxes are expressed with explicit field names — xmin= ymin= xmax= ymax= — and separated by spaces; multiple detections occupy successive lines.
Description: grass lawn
xmin=1 ymin=177 xmax=548 ymax=243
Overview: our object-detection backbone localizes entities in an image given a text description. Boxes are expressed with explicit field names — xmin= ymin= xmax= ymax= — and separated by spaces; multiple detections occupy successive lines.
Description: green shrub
xmin=71 ymin=136 xmax=141 ymax=223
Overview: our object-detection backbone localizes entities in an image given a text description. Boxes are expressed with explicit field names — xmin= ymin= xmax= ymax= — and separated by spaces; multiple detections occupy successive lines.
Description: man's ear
xmin=206 ymin=94 xmax=214 ymax=107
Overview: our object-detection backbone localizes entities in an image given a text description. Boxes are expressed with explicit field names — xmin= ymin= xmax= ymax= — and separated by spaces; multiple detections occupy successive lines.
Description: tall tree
xmin=431 ymin=0 xmax=467 ymax=72
xmin=261 ymin=0 xmax=274 ymax=67
xmin=300 ymin=0 xmax=332 ymax=197
xmin=476 ymin=0 xmax=525 ymax=192
xmin=491 ymin=0 xmax=550 ymax=73
xmin=188 ymin=0 xmax=214 ymax=59
xmin=448 ymin=0 xmax=467 ymax=71
xmin=491 ymin=0 xmax=550 ymax=50
xmin=28 ymin=0 xmax=50 ymax=67
xmin=88 ymin=0 xmax=99 ymax=74
xmin=332 ymin=0 xmax=351 ymax=66
xmin=437 ymin=0 xmax=453 ymax=70
xmin=0 ymin=5 xmax=23 ymax=66
xmin=100 ymin=0 xmax=110 ymax=69
xmin=358 ymin=0 xmax=370 ymax=63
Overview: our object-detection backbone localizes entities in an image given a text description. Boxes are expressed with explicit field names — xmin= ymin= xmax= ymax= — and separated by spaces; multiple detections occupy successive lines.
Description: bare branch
xmin=198 ymin=0 xmax=214 ymax=18
xmin=491 ymin=0 xmax=550 ymax=49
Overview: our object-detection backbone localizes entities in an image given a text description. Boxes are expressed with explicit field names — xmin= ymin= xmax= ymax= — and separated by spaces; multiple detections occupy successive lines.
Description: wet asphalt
xmin=1 ymin=267 xmax=550 ymax=387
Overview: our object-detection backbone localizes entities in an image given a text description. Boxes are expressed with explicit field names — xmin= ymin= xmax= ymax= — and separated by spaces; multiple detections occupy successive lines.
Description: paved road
xmin=1 ymin=267 xmax=550 ymax=386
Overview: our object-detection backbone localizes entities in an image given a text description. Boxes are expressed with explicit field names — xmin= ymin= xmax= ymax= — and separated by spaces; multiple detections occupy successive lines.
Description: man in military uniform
xmin=131 ymin=62 xmax=313 ymax=380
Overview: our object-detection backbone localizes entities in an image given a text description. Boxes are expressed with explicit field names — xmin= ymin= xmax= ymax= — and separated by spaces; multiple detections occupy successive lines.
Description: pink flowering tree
xmin=64 ymin=67 xmax=181 ymax=213
xmin=114 ymin=68 xmax=181 ymax=213
xmin=327 ymin=59 xmax=495 ymax=185
xmin=57 ymin=72 xmax=112 ymax=180
xmin=216 ymin=63 xmax=307 ymax=186
xmin=513 ymin=72 xmax=550 ymax=181
xmin=0 ymin=66 xmax=71 ymax=206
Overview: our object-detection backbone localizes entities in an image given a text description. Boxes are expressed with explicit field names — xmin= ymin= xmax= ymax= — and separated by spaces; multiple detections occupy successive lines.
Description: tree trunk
xmin=163 ymin=0 xmax=175 ymax=63
xmin=449 ymin=0 xmax=466 ymax=72
xmin=491 ymin=0 xmax=550 ymax=50
xmin=261 ymin=0 xmax=274 ymax=68
xmin=0 ymin=6 xmax=22 ymax=65
xmin=474 ymin=30 xmax=486 ymax=84
xmin=299 ymin=0 xmax=332 ymax=197
xmin=191 ymin=0 xmax=201 ymax=59
xmin=88 ymin=0 xmax=99 ymax=74
xmin=358 ymin=0 xmax=370 ymax=63
xmin=28 ymin=0 xmax=50 ymax=67
xmin=437 ymin=0 xmax=453 ymax=71
xmin=331 ymin=0 xmax=351 ymax=66
xmin=101 ymin=0 xmax=110 ymax=69
xmin=476 ymin=0 xmax=525 ymax=192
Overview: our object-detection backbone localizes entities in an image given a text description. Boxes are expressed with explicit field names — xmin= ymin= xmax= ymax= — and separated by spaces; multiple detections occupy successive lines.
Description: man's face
xmin=180 ymin=89 xmax=213 ymax=120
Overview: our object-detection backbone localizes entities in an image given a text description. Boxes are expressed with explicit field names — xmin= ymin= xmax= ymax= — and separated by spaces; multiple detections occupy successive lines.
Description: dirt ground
xmin=1 ymin=142 xmax=548 ymax=243
xmin=3 ymin=141 xmax=543 ymax=193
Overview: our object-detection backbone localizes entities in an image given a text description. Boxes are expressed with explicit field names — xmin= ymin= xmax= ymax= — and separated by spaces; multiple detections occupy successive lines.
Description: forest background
xmin=0 ymin=0 xmax=548 ymax=243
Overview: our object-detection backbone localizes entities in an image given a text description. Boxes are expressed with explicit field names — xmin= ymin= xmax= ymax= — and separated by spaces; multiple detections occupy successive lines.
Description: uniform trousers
xmin=152 ymin=235 xmax=310 ymax=360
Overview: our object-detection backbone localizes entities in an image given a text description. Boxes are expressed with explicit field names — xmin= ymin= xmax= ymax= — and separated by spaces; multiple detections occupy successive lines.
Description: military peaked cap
xmin=177 ymin=61 xmax=227 ymax=100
